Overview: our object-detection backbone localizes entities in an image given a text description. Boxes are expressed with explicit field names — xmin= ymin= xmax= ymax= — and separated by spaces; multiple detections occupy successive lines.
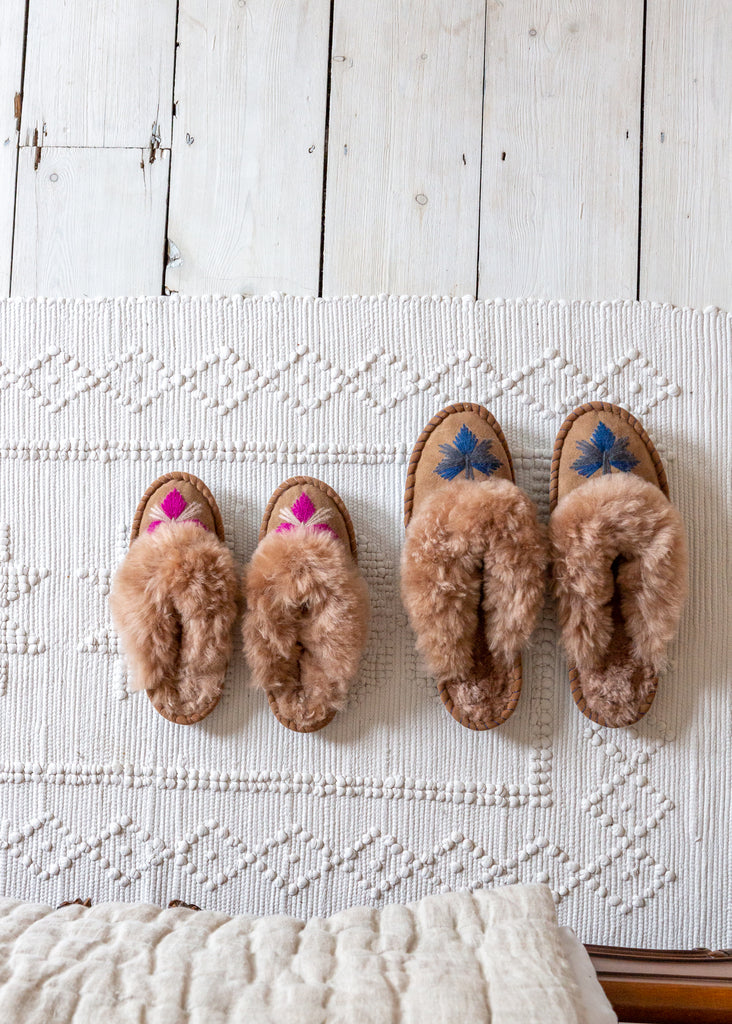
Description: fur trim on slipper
xmin=243 ymin=525 xmax=370 ymax=731
xmin=549 ymin=472 xmax=688 ymax=726
xmin=401 ymin=477 xmax=547 ymax=727
xmin=110 ymin=523 xmax=239 ymax=723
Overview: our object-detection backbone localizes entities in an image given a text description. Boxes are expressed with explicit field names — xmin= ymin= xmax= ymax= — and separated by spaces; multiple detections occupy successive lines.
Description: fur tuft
xmin=110 ymin=524 xmax=239 ymax=718
xmin=549 ymin=472 xmax=688 ymax=725
xmin=242 ymin=527 xmax=370 ymax=729
xmin=401 ymin=478 xmax=547 ymax=723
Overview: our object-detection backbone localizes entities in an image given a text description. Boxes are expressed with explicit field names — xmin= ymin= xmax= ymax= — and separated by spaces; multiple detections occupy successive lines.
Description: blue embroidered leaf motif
xmin=570 ymin=421 xmax=640 ymax=478
xmin=435 ymin=425 xmax=502 ymax=481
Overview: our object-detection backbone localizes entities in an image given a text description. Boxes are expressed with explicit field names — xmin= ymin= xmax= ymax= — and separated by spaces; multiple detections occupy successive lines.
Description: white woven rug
xmin=0 ymin=296 xmax=728 ymax=949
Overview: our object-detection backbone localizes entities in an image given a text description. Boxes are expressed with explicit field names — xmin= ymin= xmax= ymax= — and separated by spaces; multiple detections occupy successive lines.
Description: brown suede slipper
xmin=549 ymin=402 xmax=688 ymax=727
xmin=242 ymin=476 xmax=370 ymax=733
xmin=109 ymin=472 xmax=239 ymax=725
xmin=402 ymin=404 xmax=547 ymax=731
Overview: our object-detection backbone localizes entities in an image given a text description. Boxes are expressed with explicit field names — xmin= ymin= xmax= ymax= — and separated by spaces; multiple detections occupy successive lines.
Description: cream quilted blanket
xmin=0 ymin=885 xmax=596 ymax=1023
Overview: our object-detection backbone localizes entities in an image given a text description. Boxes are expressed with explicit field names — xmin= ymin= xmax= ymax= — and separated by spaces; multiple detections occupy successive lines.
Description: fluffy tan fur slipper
xmin=109 ymin=472 xmax=239 ymax=725
xmin=242 ymin=476 xmax=370 ymax=732
xmin=549 ymin=402 xmax=688 ymax=727
xmin=401 ymin=404 xmax=547 ymax=730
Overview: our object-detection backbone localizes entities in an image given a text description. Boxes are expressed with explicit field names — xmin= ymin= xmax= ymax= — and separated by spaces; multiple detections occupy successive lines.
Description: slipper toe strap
xmin=401 ymin=478 xmax=547 ymax=683
xmin=242 ymin=527 xmax=370 ymax=727
xmin=549 ymin=473 xmax=688 ymax=676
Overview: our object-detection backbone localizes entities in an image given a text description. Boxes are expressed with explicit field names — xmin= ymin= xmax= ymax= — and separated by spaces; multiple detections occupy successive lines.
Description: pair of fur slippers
xmin=109 ymin=474 xmax=369 ymax=732
xmin=110 ymin=401 xmax=687 ymax=734
xmin=401 ymin=402 xmax=688 ymax=729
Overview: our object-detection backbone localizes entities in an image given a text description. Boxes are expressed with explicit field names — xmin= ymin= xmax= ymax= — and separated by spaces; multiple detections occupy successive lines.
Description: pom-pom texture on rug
xmin=0 ymin=296 xmax=728 ymax=949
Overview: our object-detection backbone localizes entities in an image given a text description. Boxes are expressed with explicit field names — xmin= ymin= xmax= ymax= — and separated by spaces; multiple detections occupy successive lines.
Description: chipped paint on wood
xmin=32 ymin=127 xmax=41 ymax=170
xmin=149 ymin=120 xmax=162 ymax=163
xmin=12 ymin=148 xmax=170 ymax=295
xmin=167 ymin=239 xmax=183 ymax=269
xmin=0 ymin=1 xmax=26 ymax=295
xmin=20 ymin=0 xmax=177 ymax=147
xmin=1 ymin=0 xmax=729 ymax=308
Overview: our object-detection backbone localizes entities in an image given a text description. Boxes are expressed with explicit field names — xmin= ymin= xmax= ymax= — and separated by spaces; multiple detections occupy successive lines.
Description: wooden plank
xmin=11 ymin=147 xmax=169 ymax=296
xmin=322 ymin=0 xmax=485 ymax=296
xmin=589 ymin=947 xmax=732 ymax=1022
xmin=20 ymin=0 xmax=177 ymax=148
xmin=0 ymin=1 xmax=27 ymax=297
xmin=478 ymin=1 xmax=644 ymax=300
xmin=640 ymin=0 xmax=731 ymax=310
xmin=599 ymin=979 xmax=732 ymax=1023
xmin=165 ymin=0 xmax=331 ymax=296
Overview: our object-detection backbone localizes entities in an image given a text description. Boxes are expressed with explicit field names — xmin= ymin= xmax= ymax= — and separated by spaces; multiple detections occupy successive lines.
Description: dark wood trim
xmin=587 ymin=945 xmax=732 ymax=1023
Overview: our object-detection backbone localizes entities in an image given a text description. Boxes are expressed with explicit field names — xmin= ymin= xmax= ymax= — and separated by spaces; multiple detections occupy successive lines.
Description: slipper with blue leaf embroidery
xmin=242 ymin=476 xmax=370 ymax=732
xmin=110 ymin=472 xmax=239 ymax=725
xmin=549 ymin=403 xmax=688 ymax=727
xmin=401 ymin=404 xmax=547 ymax=730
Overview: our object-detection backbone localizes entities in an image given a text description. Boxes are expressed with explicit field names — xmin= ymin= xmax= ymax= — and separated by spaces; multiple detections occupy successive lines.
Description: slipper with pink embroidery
xmin=242 ymin=476 xmax=370 ymax=732
xmin=109 ymin=472 xmax=239 ymax=724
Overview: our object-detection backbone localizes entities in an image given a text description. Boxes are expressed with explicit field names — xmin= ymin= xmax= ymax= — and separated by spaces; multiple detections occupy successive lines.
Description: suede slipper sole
xmin=404 ymin=404 xmax=523 ymax=731
xmin=256 ymin=476 xmax=361 ymax=733
xmin=550 ymin=402 xmax=670 ymax=727
xmin=129 ymin=471 xmax=229 ymax=725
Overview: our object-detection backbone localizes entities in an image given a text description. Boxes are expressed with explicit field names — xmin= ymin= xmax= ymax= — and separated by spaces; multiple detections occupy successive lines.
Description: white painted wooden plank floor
xmin=2 ymin=0 xmax=730 ymax=308
xmin=0 ymin=1 xmax=26 ymax=297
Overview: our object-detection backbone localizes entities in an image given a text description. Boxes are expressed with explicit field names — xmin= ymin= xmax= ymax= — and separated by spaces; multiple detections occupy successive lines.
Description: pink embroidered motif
xmin=147 ymin=487 xmax=209 ymax=533
xmin=160 ymin=488 xmax=187 ymax=520
xmin=276 ymin=492 xmax=339 ymax=540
